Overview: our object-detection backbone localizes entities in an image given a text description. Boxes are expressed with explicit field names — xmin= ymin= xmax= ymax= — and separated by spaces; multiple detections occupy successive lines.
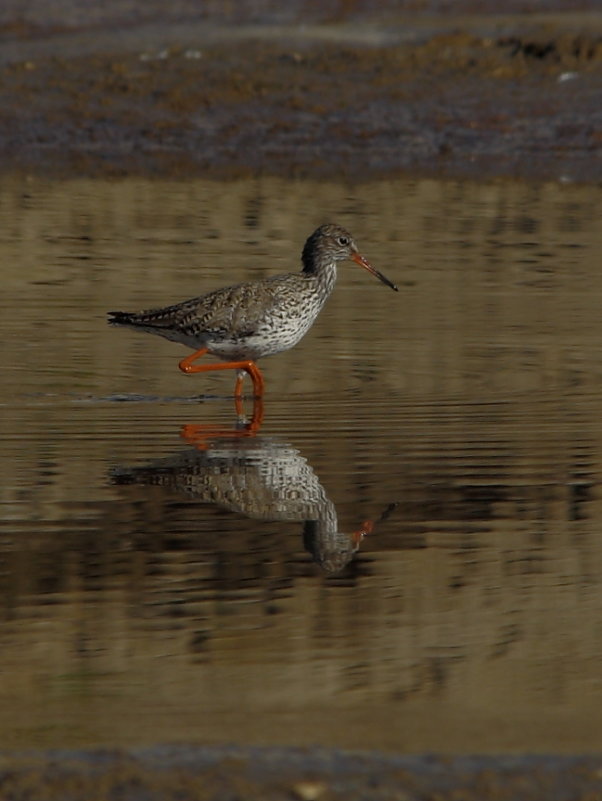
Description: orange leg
xmin=178 ymin=348 xmax=265 ymax=397
xmin=180 ymin=397 xmax=264 ymax=447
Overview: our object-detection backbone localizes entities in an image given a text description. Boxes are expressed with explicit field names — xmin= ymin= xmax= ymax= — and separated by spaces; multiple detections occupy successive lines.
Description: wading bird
xmin=108 ymin=223 xmax=397 ymax=397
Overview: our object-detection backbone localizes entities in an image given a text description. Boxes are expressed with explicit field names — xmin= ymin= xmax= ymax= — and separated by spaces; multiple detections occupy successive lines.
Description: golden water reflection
xmin=1 ymin=174 xmax=602 ymax=753
xmin=112 ymin=419 xmax=382 ymax=573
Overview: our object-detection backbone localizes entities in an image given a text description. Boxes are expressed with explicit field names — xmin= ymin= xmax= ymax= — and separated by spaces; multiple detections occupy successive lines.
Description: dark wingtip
xmin=107 ymin=310 xmax=128 ymax=325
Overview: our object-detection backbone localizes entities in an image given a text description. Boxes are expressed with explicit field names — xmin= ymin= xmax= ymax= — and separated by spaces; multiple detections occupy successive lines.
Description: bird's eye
xmin=337 ymin=236 xmax=349 ymax=246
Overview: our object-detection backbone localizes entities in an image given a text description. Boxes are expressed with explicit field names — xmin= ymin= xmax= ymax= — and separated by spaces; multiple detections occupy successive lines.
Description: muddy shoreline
xmin=2 ymin=746 xmax=602 ymax=801
xmin=1 ymin=11 xmax=601 ymax=182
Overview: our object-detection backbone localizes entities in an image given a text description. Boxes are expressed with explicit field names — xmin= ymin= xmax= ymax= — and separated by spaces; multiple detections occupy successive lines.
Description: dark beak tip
xmin=379 ymin=274 xmax=399 ymax=292
xmin=352 ymin=251 xmax=398 ymax=293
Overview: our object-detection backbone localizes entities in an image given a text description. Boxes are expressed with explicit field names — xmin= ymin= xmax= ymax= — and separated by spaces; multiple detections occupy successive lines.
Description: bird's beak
xmin=351 ymin=252 xmax=398 ymax=292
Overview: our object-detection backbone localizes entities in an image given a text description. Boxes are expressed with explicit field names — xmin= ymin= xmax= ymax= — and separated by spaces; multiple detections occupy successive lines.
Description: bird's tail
xmin=107 ymin=310 xmax=141 ymax=327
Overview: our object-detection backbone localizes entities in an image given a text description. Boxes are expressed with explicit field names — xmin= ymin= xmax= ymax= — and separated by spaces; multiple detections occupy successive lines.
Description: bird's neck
xmin=302 ymin=256 xmax=337 ymax=296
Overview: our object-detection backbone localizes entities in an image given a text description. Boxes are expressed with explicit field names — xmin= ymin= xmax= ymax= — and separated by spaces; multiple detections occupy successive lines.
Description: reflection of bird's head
xmin=303 ymin=520 xmax=361 ymax=574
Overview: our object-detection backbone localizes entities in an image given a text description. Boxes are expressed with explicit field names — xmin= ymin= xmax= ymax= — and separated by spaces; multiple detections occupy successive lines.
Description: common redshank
xmin=108 ymin=223 xmax=397 ymax=396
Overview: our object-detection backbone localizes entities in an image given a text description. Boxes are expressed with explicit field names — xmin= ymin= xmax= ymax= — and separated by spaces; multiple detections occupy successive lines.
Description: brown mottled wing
xmin=136 ymin=277 xmax=286 ymax=342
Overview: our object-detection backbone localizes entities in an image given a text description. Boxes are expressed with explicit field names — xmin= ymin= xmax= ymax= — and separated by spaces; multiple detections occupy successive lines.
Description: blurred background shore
xmin=0 ymin=1 xmax=601 ymax=181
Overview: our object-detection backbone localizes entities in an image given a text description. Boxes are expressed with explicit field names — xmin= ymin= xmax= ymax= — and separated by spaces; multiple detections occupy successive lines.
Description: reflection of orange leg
xmin=247 ymin=397 xmax=264 ymax=431
xmin=179 ymin=348 xmax=265 ymax=397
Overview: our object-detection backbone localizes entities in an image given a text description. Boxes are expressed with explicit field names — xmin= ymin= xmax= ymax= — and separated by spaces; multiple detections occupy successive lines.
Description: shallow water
xmin=1 ymin=174 xmax=602 ymax=752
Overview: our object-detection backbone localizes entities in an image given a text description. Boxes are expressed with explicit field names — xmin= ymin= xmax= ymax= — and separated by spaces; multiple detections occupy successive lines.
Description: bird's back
xmin=108 ymin=270 xmax=328 ymax=359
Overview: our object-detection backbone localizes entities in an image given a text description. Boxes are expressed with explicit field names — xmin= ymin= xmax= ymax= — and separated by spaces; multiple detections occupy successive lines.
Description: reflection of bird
xmin=108 ymin=224 xmax=397 ymax=397
xmin=112 ymin=433 xmax=374 ymax=573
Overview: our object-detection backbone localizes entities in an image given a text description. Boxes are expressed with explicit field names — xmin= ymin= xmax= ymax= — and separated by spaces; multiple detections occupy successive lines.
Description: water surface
xmin=1 ymin=174 xmax=602 ymax=752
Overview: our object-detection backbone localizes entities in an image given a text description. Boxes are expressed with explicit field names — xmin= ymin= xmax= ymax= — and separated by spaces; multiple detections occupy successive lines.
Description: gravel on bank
xmin=0 ymin=12 xmax=601 ymax=182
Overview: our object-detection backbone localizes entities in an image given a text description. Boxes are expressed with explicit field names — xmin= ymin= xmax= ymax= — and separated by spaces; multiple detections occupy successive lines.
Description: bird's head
xmin=303 ymin=223 xmax=398 ymax=291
